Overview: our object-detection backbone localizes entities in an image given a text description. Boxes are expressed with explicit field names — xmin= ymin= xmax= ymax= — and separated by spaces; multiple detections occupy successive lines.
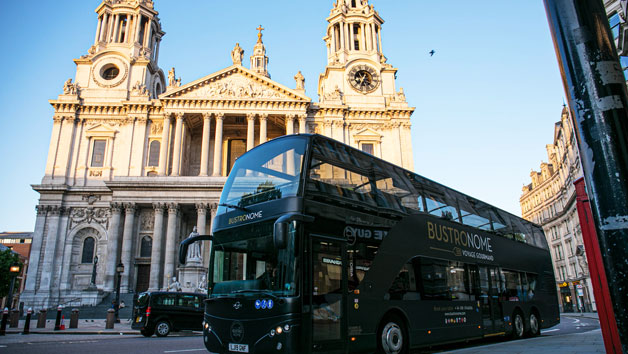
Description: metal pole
xmin=115 ymin=271 xmax=121 ymax=323
xmin=544 ymin=0 xmax=628 ymax=352
xmin=6 ymin=274 xmax=16 ymax=310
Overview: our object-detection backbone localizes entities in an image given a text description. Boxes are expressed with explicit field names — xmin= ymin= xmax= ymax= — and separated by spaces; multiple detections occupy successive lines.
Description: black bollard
xmin=0 ymin=308 xmax=8 ymax=336
xmin=22 ymin=308 xmax=32 ymax=335
xmin=54 ymin=306 xmax=62 ymax=331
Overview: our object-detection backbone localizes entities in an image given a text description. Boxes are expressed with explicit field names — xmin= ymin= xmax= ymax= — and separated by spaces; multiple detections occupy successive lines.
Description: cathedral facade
xmin=24 ymin=0 xmax=414 ymax=308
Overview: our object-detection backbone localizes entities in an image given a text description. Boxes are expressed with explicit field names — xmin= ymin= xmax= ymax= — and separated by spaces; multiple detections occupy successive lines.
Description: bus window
xmin=502 ymin=269 xmax=522 ymax=301
xmin=425 ymin=195 xmax=459 ymax=221
xmin=386 ymin=261 xmax=418 ymax=300
xmin=448 ymin=262 xmax=471 ymax=301
xmin=525 ymin=273 xmax=538 ymax=300
xmin=417 ymin=257 xmax=449 ymax=300
xmin=459 ymin=209 xmax=492 ymax=230
xmin=347 ymin=243 xmax=376 ymax=290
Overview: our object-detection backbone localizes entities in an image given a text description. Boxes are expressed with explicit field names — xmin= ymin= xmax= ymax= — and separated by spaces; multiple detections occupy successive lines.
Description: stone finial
xmin=294 ymin=71 xmax=305 ymax=91
xmin=231 ymin=43 xmax=244 ymax=65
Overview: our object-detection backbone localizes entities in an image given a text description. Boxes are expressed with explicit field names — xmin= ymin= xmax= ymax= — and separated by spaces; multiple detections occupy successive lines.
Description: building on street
xmin=23 ymin=0 xmax=415 ymax=309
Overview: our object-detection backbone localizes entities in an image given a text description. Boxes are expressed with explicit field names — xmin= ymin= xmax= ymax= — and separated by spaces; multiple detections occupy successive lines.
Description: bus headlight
xmin=270 ymin=329 xmax=276 ymax=337
xmin=284 ymin=324 xmax=290 ymax=332
xmin=276 ymin=326 xmax=283 ymax=334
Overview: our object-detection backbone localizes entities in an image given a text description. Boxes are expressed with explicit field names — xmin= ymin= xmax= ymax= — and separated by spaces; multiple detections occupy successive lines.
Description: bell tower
xmin=71 ymin=0 xmax=166 ymax=100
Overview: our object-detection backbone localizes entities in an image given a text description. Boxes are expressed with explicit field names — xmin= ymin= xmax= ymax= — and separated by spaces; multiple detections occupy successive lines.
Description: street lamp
xmin=114 ymin=262 xmax=124 ymax=323
xmin=90 ymin=256 xmax=99 ymax=287
xmin=7 ymin=264 xmax=20 ymax=310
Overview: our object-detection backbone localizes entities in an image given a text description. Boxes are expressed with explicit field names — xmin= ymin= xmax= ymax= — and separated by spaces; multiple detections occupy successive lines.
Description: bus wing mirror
xmin=179 ymin=234 xmax=213 ymax=265
xmin=273 ymin=213 xmax=314 ymax=249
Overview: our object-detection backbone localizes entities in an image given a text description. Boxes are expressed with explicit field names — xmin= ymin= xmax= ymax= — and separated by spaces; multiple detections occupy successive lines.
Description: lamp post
xmin=90 ymin=256 xmax=98 ymax=288
xmin=6 ymin=264 xmax=20 ymax=310
xmin=114 ymin=262 xmax=124 ymax=323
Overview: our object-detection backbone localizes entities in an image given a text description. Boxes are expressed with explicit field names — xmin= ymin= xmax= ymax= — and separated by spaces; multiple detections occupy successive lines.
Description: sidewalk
xmin=2 ymin=318 xmax=138 ymax=335
xmin=448 ymin=329 xmax=604 ymax=353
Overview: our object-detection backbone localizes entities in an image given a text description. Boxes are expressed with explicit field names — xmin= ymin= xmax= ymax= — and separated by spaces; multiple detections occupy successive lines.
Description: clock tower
xmin=316 ymin=0 xmax=414 ymax=170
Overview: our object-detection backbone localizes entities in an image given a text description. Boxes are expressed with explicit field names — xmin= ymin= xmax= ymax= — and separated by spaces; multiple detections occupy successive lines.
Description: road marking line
xmin=543 ymin=329 xmax=560 ymax=332
xmin=164 ymin=349 xmax=206 ymax=353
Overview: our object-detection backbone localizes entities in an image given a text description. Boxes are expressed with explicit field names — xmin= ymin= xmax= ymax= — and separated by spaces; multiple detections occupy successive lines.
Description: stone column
xmin=246 ymin=113 xmax=256 ymax=151
xmin=196 ymin=203 xmax=208 ymax=235
xmin=94 ymin=17 xmax=102 ymax=45
xmin=163 ymin=203 xmax=179 ymax=288
xmin=105 ymin=203 xmax=123 ymax=291
xmin=378 ymin=25 xmax=383 ymax=54
xmin=39 ymin=206 xmax=63 ymax=292
xmin=171 ymin=113 xmax=184 ymax=176
xmin=339 ymin=22 xmax=345 ymax=51
xmin=204 ymin=204 xmax=218 ymax=268
xmin=298 ymin=114 xmax=307 ymax=134
xmin=120 ymin=203 xmax=136 ymax=292
xmin=371 ymin=24 xmax=378 ymax=53
xmin=24 ymin=206 xmax=48 ymax=292
xmin=149 ymin=203 xmax=165 ymax=291
xmin=199 ymin=113 xmax=212 ymax=176
xmin=44 ymin=116 xmax=64 ymax=179
xmin=285 ymin=114 xmax=295 ymax=135
xmin=212 ymin=113 xmax=224 ymax=176
xmin=158 ymin=115 xmax=172 ymax=176
xmin=259 ymin=114 xmax=268 ymax=144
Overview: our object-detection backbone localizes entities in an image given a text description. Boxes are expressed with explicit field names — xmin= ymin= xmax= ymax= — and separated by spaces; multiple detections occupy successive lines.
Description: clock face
xmin=348 ymin=65 xmax=380 ymax=93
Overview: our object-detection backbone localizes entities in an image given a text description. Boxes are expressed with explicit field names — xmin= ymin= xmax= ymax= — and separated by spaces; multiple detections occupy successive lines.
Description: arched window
xmin=81 ymin=237 xmax=96 ymax=263
xmin=140 ymin=236 xmax=152 ymax=258
xmin=148 ymin=140 xmax=160 ymax=166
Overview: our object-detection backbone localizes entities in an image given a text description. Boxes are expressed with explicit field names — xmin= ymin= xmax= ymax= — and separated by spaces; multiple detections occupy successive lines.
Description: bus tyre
xmin=141 ymin=328 xmax=154 ymax=337
xmin=378 ymin=315 xmax=408 ymax=354
xmin=155 ymin=320 xmax=171 ymax=337
xmin=528 ymin=313 xmax=540 ymax=337
xmin=512 ymin=312 xmax=525 ymax=339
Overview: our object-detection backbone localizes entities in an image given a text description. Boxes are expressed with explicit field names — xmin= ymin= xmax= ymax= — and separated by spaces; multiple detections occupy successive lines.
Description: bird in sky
xmin=429 ymin=50 xmax=435 ymax=56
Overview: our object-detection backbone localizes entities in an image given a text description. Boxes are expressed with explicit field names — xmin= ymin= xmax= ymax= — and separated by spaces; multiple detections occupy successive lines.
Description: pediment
xmin=85 ymin=124 xmax=117 ymax=137
xmin=353 ymin=127 xmax=382 ymax=140
xmin=160 ymin=65 xmax=310 ymax=102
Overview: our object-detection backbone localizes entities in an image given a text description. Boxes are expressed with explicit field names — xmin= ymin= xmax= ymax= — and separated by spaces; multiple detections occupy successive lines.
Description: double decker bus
xmin=180 ymin=134 xmax=560 ymax=354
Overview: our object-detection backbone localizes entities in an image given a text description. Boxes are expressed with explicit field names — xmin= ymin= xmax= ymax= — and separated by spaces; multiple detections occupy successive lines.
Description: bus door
xmin=310 ymin=235 xmax=347 ymax=353
xmin=479 ymin=266 xmax=504 ymax=335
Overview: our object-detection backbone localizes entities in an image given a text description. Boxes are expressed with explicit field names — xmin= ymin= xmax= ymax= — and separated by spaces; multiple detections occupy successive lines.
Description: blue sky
xmin=0 ymin=1 xmax=565 ymax=231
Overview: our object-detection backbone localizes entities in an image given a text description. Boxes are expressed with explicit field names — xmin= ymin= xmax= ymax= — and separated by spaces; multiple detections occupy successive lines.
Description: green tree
xmin=0 ymin=249 xmax=22 ymax=298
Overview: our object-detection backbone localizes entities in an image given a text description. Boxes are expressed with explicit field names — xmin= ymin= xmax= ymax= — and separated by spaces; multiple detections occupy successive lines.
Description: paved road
xmin=0 ymin=313 xmax=603 ymax=353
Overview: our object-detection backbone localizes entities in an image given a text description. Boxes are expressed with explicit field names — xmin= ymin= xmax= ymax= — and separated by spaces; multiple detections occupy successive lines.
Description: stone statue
xmin=294 ymin=71 xmax=305 ymax=91
xmin=231 ymin=43 xmax=244 ymax=65
xmin=167 ymin=276 xmax=181 ymax=292
xmin=168 ymin=67 xmax=176 ymax=87
xmin=186 ymin=227 xmax=202 ymax=263
xmin=63 ymin=78 xmax=78 ymax=95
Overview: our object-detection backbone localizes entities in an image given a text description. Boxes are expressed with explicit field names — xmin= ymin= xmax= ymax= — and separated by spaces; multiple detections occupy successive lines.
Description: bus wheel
xmin=512 ymin=312 xmax=524 ymax=339
xmin=378 ymin=315 xmax=407 ymax=354
xmin=528 ymin=313 xmax=540 ymax=337
xmin=155 ymin=320 xmax=171 ymax=337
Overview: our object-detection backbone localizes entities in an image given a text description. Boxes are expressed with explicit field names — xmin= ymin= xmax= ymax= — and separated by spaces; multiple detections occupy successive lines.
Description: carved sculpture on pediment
xmin=131 ymin=81 xmax=149 ymax=96
xmin=231 ymin=43 xmax=244 ymax=65
xmin=194 ymin=76 xmax=283 ymax=99
xmin=70 ymin=207 xmax=109 ymax=229
xmin=391 ymin=87 xmax=406 ymax=102
xmin=63 ymin=78 xmax=79 ymax=95
xmin=139 ymin=209 xmax=154 ymax=231
xmin=324 ymin=85 xmax=343 ymax=101
xmin=150 ymin=121 xmax=163 ymax=135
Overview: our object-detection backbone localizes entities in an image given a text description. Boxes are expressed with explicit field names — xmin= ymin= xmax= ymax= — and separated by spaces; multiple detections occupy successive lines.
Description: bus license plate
xmin=229 ymin=343 xmax=249 ymax=353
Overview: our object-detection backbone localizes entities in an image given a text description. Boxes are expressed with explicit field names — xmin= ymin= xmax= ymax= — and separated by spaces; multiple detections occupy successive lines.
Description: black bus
xmin=180 ymin=134 xmax=560 ymax=354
